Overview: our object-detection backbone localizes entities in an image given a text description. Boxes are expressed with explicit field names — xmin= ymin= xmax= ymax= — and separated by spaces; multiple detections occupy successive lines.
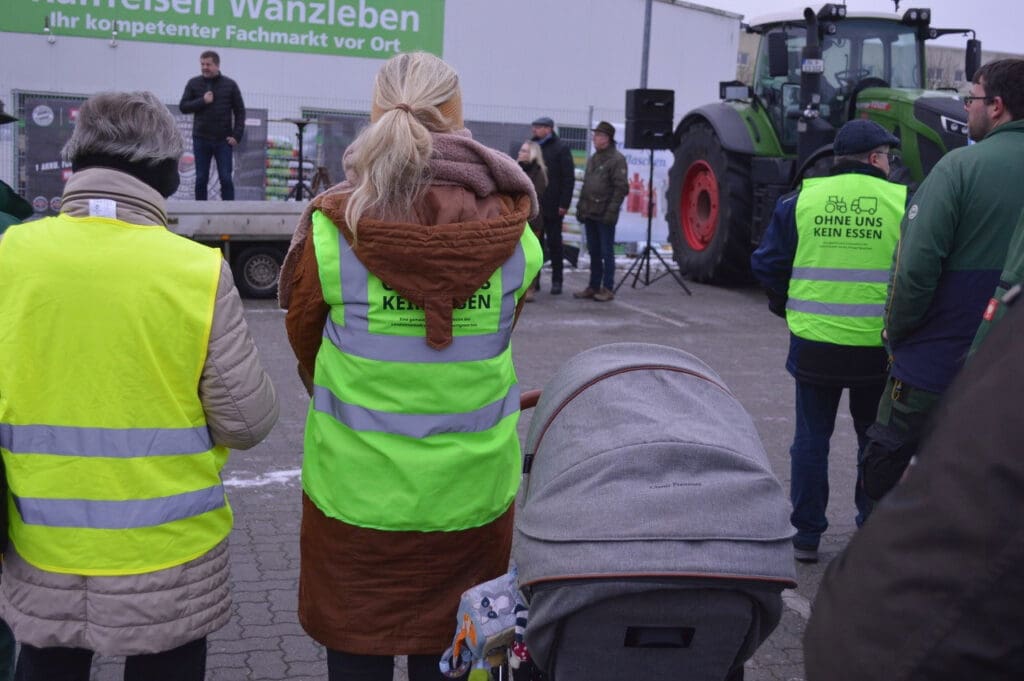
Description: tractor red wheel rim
xmin=680 ymin=160 xmax=720 ymax=252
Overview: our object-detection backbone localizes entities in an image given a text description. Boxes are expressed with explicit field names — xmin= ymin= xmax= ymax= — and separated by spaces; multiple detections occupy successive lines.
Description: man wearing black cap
xmin=574 ymin=121 xmax=628 ymax=302
xmin=531 ymin=116 xmax=575 ymax=294
xmin=751 ymin=118 xmax=906 ymax=564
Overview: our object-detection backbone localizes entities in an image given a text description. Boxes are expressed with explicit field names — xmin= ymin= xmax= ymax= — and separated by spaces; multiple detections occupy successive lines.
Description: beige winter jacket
xmin=0 ymin=168 xmax=279 ymax=655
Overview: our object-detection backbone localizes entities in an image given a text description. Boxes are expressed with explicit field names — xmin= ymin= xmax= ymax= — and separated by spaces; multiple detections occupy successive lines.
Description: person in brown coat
xmin=278 ymin=52 xmax=541 ymax=681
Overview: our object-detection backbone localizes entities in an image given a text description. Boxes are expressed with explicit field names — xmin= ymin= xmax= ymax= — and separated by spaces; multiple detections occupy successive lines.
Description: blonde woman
xmin=278 ymin=53 xmax=542 ymax=681
xmin=517 ymin=140 xmax=546 ymax=301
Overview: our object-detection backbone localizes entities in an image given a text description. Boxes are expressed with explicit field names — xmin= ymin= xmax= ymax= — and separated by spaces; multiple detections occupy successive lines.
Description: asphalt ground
xmin=87 ymin=257 xmax=864 ymax=681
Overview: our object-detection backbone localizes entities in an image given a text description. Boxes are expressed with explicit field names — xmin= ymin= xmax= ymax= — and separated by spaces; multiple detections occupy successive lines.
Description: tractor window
xmin=823 ymin=20 xmax=921 ymax=90
xmin=753 ymin=19 xmax=923 ymax=147
xmin=862 ymin=38 xmax=886 ymax=78
xmin=753 ymin=27 xmax=807 ymax=150
xmin=889 ymin=32 xmax=919 ymax=87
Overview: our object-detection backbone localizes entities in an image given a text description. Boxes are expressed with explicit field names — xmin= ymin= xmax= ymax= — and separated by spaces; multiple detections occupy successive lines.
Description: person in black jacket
xmin=530 ymin=116 xmax=575 ymax=295
xmin=179 ymin=51 xmax=245 ymax=200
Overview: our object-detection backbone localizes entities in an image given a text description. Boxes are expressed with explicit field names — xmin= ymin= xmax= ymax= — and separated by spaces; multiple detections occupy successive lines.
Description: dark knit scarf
xmin=71 ymin=153 xmax=180 ymax=198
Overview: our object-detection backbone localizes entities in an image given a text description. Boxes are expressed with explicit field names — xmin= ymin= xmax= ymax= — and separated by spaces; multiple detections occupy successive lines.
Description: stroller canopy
xmin=514 ymin=342 xmax=796 ymax=588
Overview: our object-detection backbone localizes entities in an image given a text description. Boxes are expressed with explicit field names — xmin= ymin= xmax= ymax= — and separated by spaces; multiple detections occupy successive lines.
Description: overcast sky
xmin=710 ymin=1 xmax=1019 ymax=54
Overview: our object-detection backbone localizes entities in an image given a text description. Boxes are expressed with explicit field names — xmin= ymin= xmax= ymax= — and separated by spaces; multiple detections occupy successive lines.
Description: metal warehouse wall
xmin=0 ymin=0 xmax=740 ymax=185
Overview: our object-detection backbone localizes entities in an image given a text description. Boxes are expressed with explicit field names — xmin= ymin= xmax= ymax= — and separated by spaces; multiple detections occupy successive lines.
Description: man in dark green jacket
xmin=573 ymin=121 xmax=628 ymax=302
xmin=861 ymin=58 xmax=1024 ymax=502
xmin=970 ymin=206 xmax=1024 ymax=354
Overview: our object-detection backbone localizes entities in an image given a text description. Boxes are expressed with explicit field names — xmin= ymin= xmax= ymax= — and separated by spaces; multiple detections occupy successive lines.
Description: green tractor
xmin=665 ymin=3 xmax=981 ymax=283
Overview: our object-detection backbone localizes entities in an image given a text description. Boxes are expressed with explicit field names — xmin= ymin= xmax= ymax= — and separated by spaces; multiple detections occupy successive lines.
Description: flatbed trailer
xmin=166 ymin=200 xmax=308 ymax=298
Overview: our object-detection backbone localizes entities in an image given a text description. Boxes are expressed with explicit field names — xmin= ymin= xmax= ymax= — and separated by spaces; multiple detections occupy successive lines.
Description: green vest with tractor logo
xmin=787 ymin=173 xmax=905 ymax=346
xmin=304 ymin=210 xmax=542 ymax=532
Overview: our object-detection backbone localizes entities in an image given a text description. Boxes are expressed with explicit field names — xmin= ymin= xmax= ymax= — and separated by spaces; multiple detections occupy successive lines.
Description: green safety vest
xmin=788 ymin=174 xmax=905 ymax=346
xmin=0 ymin=213 xmax=232 ymax=576
xmin=304 ymin=210 xmax=542 ymax=532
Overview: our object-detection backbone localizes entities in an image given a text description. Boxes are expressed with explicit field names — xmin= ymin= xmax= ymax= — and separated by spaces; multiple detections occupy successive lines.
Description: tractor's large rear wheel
xmin=666 ymin=121 xmax=753 ymax=284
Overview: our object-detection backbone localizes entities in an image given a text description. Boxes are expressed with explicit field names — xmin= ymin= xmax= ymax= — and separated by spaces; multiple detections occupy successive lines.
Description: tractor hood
xmin=914 ymin=93 xmax=970 ymax=134
xmin=855 ymin=88 xmax=968 ymax=141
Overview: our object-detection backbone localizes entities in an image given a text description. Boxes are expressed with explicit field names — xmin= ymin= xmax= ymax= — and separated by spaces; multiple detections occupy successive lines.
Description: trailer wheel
xmin=233 ymin=245 xmax=284 ymax=299
xmin=666 ymin=121 xmax=752 ymax=283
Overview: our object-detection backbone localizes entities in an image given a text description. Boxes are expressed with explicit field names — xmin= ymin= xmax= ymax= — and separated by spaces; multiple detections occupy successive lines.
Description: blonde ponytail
xmin=344 ymin=52 xmax=463 ymax=233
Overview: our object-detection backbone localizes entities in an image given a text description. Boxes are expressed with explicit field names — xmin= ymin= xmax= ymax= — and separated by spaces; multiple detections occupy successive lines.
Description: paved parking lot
xmin=89 ymin=261 xmax=864 ymax=680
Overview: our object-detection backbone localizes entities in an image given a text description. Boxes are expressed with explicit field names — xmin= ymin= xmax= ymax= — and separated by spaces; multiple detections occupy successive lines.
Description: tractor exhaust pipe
xmin=797 ymin=7 xmax=835 ymax=170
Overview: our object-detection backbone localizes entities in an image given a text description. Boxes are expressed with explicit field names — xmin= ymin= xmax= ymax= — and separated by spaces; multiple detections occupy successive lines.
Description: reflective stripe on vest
xmin=302 ymin=210 xmax=542 ymax=532
xmin=0 ymin=423 xmax=213 ymax=457
xmin=790 ymin=267 xmax=890 ymax=283
xmin=15 ymin=485 xmax=225 ymax=529
xmin=786 ymin=299 xmax=885 ymax=317
xmin=1 ymin=423 xmax=225 ymax=530
xmin=322 ymin=235 xmax=526 ymax=363
xmin=0 ymin=213 xmax=231 ymax=576
xmin=787 ymin=174 xmax=904 ymax=346
xmin=312 ymin=381 xmax=521 ymax=438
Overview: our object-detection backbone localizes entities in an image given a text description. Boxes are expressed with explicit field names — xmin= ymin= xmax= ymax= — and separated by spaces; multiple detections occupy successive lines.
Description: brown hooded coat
xmin=280 ymin=130 xmax=539 ymax=654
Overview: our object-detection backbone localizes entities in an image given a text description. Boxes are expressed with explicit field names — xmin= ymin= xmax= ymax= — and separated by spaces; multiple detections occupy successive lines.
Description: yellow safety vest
xmin=788 ymin=174 xmax=905 ymax=346
xmin=303 ymin=210 xmax=542 ymax=532
xmin=0 ymin=213 xmax=232 ymax=576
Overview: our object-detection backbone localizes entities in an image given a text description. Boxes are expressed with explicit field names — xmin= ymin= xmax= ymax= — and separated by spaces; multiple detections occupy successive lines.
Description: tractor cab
xmin=748 ymin=5 xmax=980 ymax=178
xmin=753 ymin=13 xmax=925 ymax=149
xmin=664 ymin=4 xmax=981 ymax=284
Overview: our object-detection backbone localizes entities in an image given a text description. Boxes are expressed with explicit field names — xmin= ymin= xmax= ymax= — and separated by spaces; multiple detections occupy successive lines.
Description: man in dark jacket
xmin=860 ymin=58 xmax=1024 ymax=502
xmin=803 ymin=292 xmax=1024 ymax=681
xmin=751 ymin=119 xmax=905 ymax=564
xmin=573 ymin=121 xmax=628 ymax=302
xmin=179 ymin=50 xmax=245 ymax=200
xmin=531 ymin=116 xmax=575 ymax=295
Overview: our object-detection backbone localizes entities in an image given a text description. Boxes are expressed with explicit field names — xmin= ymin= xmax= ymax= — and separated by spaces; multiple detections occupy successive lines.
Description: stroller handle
xmin=520 ymin=389 xmax=541 ymax=411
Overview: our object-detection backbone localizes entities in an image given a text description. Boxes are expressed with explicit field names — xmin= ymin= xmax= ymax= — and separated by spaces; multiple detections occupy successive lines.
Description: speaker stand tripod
xmin=614 ymin=148 xmax=691 ymax=295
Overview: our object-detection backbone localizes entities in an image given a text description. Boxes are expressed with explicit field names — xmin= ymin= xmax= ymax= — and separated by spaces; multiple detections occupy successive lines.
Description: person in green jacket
xmin=860 ymin=58 xmax=1024 ymax=502
xmin=970 ymin=207 xmax=1024 ymax=354
xmin=573 ymin=121 xmax=628 ymax=302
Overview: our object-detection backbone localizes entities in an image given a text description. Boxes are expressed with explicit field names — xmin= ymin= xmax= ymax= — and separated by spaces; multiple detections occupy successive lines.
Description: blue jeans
xmin=584 ymin=219 xmax=616 ymax=290
xmin=790 ymin=380 xmax=882 ymax=549
xmin=192 ymin=137 xmax=235 ymax=201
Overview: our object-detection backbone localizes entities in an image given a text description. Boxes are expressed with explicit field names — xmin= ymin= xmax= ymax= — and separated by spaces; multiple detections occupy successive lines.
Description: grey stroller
xmin=512 ymin=343 xmax=796 ymax=681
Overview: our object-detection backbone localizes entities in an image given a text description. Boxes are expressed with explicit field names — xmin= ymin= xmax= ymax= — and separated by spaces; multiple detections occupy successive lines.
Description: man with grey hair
xmin=0 ymin=91 xmax=278 ymax=680
xmin=751 ymin=118 xmax=905 ymax=564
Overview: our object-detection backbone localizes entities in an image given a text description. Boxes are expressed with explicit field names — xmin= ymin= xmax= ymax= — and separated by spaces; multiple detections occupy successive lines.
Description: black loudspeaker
xmin=624 ymin=89 xmax=674 ymax=149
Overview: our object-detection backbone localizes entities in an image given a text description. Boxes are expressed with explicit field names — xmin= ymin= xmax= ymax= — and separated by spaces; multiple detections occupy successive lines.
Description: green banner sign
xmin=4 ymin=0 xmax=444 ymax=59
